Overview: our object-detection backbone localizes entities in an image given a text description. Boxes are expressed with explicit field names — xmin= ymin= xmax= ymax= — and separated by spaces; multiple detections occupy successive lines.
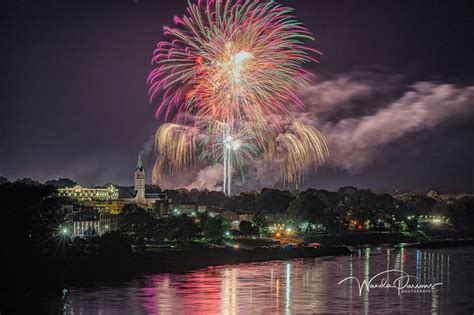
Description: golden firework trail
xmin=148 ymin=0 xmax=328 ymax=194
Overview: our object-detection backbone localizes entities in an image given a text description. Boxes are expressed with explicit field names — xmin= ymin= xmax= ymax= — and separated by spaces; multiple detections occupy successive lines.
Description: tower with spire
xmin=134 ymin=152 xmax=146 ymax=204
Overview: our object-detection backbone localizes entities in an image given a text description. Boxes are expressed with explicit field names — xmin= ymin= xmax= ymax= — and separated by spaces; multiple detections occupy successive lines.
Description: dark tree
xmin=0 ymin=183 xmax=63 ymax=309
xmin=0 ymin=176 xmax=9 ymax=185
xmin=0 ymin=182 xmax=62 ymax=257
xmin=162 ymin=215 xmax=200 ymax=241
xmin=201 ymin=190 xmax=227 ymax=208
xmin=288 ymin=190 xmax=327 ymax=232
xmin=44 ymin=178 xmax=77 ymax=188
xmin=257 ymin=188 xmax=294 ymax=213
xmin=405 ymin=195 xmax=436 ymax=217
xmin=253 ymin=212 xmax=268 ymax=237
xmin=15 ymin=177 xmax=40 ymax=186
xmin=118 ymin=204 xmax=156 ymax=250
xmin=238 ymin=193 xmax=257 ymax=212
xmin=239 ymin=220 xmax=256 ymax=236
xmin=449 ymin=197 xmax=474 ymax=231
xmin=201 ymin=215 xmax=224 ymax=243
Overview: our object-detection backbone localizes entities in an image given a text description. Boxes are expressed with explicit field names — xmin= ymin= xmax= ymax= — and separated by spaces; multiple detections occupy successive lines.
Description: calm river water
xmin=56 ymin=246 xmax=473 ymax=314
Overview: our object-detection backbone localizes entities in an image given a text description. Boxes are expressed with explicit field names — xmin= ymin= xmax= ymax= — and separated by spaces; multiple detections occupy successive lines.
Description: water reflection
xmin=64 ymin=246 xmax=474 ymax=314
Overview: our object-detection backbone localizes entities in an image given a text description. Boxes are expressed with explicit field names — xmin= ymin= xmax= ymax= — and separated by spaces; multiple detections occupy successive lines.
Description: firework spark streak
xmin=148 ymin=0 xmax=329 ymax=194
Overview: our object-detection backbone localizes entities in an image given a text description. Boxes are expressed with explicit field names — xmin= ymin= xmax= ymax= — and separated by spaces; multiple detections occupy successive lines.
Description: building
xmin=238 ymin=213 xmax=254 ymax=222
xmin=83 ymin=199 xmax=125 ymax=215
xmin=58 ymin=184 xmax=119 ymax=201
xmin=134 ymin=153 xmax=146 ymax=204
xmin=59 ymin=153 xmax=172 ymax=237
xmin=72 ymin=207 xmax=100 ymax=237
xmin=217 ymin=209 xmax=240 ymax=230
xmin=120 ymin=153 xmax=171 ymax=215
xmin=198 ymin=205 xmax=208 ymax=213
xmin=265 ymin=213 xmax=289 ymax=225
xmin=218 ymin=209 xmax=239 ymax=222
xmin=152 ymin=200 xmax=171 ymax=218
xmin=171 ymin=203 xmax=198 ymax=215
xmin=98 ymin=211 xmax=118 ymax=233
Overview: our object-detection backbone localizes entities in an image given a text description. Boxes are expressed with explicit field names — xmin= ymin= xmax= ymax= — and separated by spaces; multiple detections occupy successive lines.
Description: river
xmin=55 ymin=246 xmax=473 ymax=314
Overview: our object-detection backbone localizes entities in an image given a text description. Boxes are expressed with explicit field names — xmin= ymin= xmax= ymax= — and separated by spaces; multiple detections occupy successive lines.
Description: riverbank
xmin=404 ymin=238 xmax=474 ymax=249
xmin=2 ymin=245 xmax=352 ymax=313
xmin=46 ymin=246 xmax=474 ymax=314
xmin=302 ymin=231 xmax=474 ymax=248
xmin=303 ymin=232 xmax=428 ymax=246
xmin=38 ymin=232 xmax=474 ymax=285
xmin=3 ymin=236 xmax=473 ymax=313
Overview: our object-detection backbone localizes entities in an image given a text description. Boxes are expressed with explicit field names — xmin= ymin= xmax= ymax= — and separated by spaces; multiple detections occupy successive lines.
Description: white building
xmin=58 ymin=184 xmax=119 ymax=201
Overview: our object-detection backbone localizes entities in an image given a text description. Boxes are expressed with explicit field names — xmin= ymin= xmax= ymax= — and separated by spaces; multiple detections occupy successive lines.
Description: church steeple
xmin=137 ymin=152 xmax=143 ymax=171
xmin=134 ymin=151 xmax=145 ymax=204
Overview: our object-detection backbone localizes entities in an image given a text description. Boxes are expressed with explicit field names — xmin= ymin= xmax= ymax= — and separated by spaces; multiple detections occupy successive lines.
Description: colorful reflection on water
xmin=63 ymin=246 xmax=474 ymax=314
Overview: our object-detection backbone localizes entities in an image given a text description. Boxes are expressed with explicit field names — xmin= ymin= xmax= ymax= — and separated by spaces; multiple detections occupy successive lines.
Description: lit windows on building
xmin=58 ymin=185 xmax=119 ymax=201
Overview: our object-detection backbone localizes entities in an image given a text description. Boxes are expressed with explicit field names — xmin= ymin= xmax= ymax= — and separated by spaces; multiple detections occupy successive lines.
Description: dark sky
xmin=1 ymin=0 xmax=473 ymax=193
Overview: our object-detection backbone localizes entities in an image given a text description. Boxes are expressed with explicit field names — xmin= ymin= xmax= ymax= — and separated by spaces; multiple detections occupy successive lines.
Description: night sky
xmin=1 ymin=0 xmax=473 ymax=193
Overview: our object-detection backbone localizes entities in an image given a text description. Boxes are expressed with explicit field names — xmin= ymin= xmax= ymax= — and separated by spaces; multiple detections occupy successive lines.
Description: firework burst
xmin=149 ymin=0 xmax=328 ymax=194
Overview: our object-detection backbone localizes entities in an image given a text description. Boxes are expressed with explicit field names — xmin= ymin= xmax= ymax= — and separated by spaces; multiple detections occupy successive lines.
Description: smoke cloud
xmin=187 ymin=164 xmax=224 ymax=191
xmin=158 ymin=72 xmax=474 ymax=191
xmin=317 ymin=80 xmax=474 ymax=171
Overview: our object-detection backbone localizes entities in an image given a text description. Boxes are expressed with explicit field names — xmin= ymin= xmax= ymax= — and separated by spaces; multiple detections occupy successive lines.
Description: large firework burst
xmin=148 ymin=0 xmax=329 ymax=194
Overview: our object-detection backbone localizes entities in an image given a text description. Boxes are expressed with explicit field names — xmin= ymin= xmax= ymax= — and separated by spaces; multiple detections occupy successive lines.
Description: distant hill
xmin=0 ymin=176 xmax=9 ymax=185
xmin=44 ymin=178 xmax=77 ymax=188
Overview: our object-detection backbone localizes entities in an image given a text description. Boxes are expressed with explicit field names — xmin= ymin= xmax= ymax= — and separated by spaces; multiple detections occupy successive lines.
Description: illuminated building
xmin=218 ymin=209 xmax=239 ymax=222
xmin=172 ymin=203 xmax=198 ymax=215
xmin=118 ymin=153 xmax=171 ymax=216
xmin=72 ymin=207 xmax=100 ymax=237
xmin=83 ymin=199 xmax=125 ymax=215
xmin=58 ymin=184 xmax=119 ymax=201
xmin=238 ymin=213 xmax=254 ymax=222
xmin=134 ymin=153 xmax=146 ymax=204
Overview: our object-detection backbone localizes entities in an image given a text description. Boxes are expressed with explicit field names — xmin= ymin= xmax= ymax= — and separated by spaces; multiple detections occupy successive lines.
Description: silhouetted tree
xmin=449 ymin=197 xmax=474 ymax=231
xmin=0 ymin=183 xmax=63 ymax=309
xmin=0 ymin=176 xmax=9 ymax=185
xmin=239 ymin=220 xmax=256 ymax=236
xmin=44 ymin=178 xmax=77 ymax=188
xmin=118 ymin=204 xmax=155 ymax=250
xmin=288 ymin=190 xmax=327 ymax=232
xmin=405 ymin=195 xmax=436 ymax=217
xmin=15 ymin=177 xmax=40 ymax=186
xmin=0 ymin=182 xmax=62 ymax=257
xmin=162 ymin=215 xmax=200 ymax=241
xmin=238 ymin=193 xmax=257 ymax=212
xmin=201 ymin=215 xmax=224 ymax=243
xmin=257 ymin=188 xmax=294 ymax=213
xmin=253 ymin=212 xmax=268 ymax=237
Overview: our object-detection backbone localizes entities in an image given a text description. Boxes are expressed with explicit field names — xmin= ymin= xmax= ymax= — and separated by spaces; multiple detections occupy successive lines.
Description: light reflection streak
xmin=286 ymin=262 xmax=292 ymax=314
xmin=364 ymin=247 xmax=370 ymax=315
xmin=63 ymin=246 xmax=468 ymax=314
